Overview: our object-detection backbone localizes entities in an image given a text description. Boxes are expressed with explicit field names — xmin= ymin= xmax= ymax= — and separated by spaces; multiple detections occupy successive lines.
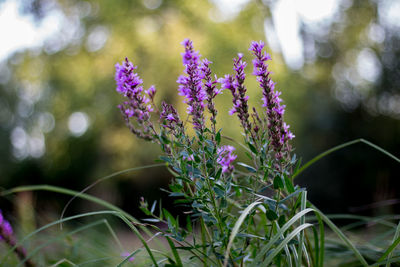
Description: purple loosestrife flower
xmin=0 ymin=210 xmax=34 ymax=267
xmin=145 ymin=85 xmax=157 ymax=101
xmin=250 ymin=41 xmax=294 ymax=161
xmin=177 ymin=39 xmax=206 ymax=131
xmin=115 ymin=58 xmax=156 ymax=141
xmin=220 ymin=54 xmax=252 ymax=134
xmin=200 ymin=59 xmax=221 ymax=133
xmin=160 ymin=101 xmax=183 ymax=132
xmin=217 ymin=145 xmax=237 ymax=174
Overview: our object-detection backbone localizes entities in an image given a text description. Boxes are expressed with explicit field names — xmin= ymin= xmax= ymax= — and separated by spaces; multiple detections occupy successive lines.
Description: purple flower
xmin=181 ymin=38 xmax=200 ymax=65
xmin=121 ymin=252 xmax=135 ymax=262
xmin=145 ymin=85 xmax=157 ymax=100
xmin=220 ymin=54 xmax=252 ymax=134
xmin=0 ymin=210 xmax=13 ymax=242
xmin=200 ymin=58 xmax=221 ymax=131
xmin=177 ymin=39 xmax=206 ymax=131
xmin=115 ymin=58 xmax=143 ymax=96
xmin=217 ymin=145 xmax=237 ymax=174
xmin=115 ymin=58 xmax=156 ymax=141
xmin=250 ymin=41 xmax=294 ymax=160
xmin=160 ymin=101 xmax=183 ymax=133
xmin=183 ymin=153 xmax=195 ymax=161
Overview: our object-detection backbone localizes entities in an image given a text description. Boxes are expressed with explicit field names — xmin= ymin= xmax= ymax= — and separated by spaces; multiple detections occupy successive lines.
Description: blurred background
xmin=0 ymin=0 xmax=399 ymax=223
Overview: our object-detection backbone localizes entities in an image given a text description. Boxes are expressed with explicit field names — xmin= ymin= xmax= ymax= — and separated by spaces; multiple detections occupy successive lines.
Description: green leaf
xmin=160 ymin=156 xmax=172 ymax=164
xmin=281 ymin=188 xmax=305 ymax=203
xmin=248 ymin=142 xmax=257 ymax=154
xmin=237 ymin=162 xmax=257 ymax=173
xmin=215 ymin=168 xmax=222 ymax=180
xmin=186 ymin=216 xmax=192 ymax=233
xmin=216 ymin=130 xmax=221 ymax=145
xmin=169 ymin=192 xmax=185 ymax=197
xmin=273 ymin=175 xmax=284 ymax=189
xmin=220 ymin=199 xmax=227 ymax=209
xmin=284 ymin=174 xmax=295 ymax=193
xmin=150 ymin=200 xmax=157 ymax=214
xmin=163 ymin=208 xmax=177 ymax=229
xmin=160 ymin=134 xmax=170 ymax=144
xmin=278 ymin=215 xmax=286 ymax=227
xmin=266 ymin=209 xmax=279 ymax=221
xmin=214 ymin=186 xmax=225 ymax=198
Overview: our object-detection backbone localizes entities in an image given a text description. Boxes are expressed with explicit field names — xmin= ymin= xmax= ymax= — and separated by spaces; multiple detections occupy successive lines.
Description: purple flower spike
xmin=200 ymin=58 xmax=221 ymax=132
xmin=250 ymin=41 xmax=294 ymax=161
xmin=217 ymin=145 xmax=237 ymax=174
xmin=177 ymin=39 xmax=206 ymax=131
xmin=220 ymin=54 xmax=252 ymax=134
xmin=115 ymin=58 xmax=143 ymax=96
xmin=115 ymin=58 xmax=156 ymax=141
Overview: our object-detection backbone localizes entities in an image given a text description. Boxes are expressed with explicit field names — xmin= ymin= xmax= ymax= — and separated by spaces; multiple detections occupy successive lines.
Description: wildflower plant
xmin=113 ymin=39 xmax=306 ymax=266
xmin=2 ymin=39 xmax=400 ymax=267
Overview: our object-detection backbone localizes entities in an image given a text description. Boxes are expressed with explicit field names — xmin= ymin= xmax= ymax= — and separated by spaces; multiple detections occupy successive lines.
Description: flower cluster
xmin=114 ymin=39 xmax=300 ymax=267
xmin=177 ymin=39 xmax=207 ymax=131
xmin=115 ymin=39 xmax=295 ymax=175
xmin=220 ymin=53 xmax=251 ymax=134
xmin=217 ymin=145 xmax=237 ymax=174
xmin=250 ymin=41 xmax=294 ymax=160
xmin=200 ymin=59 xmax=220 ymax=133
xmin=115 ymin=58 xmax=156 ymax=141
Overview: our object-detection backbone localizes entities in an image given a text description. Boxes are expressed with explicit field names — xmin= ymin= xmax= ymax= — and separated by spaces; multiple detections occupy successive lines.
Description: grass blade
xmin=250 ymin=208 xmax=314 ymax=267
xmin=1 ymin=210 xmax=119 ymax=264
xmin=166 ymin=236 xmax=183 ymax=267
xmin=385 ymin=220 xmax=400 ymax=267
xmin=261 ymin=223 xmax=313 ymax=266
xmin=18 ymin=219 xmax=109 ymax=267
xmin=296 ymin=191 xmax=307 ymax=267
xmin=292 ymin=139 xmax=400 ymax=180
xmin=377 ymin=220 xmax=400 ymax=266
xmin=311 ymin=204 xmax=369 ymax=266
xmin=223 ymin=201 xmax=262 ymax=267
xmin=60 ymin=163 xmax=164 ymax=228
xmin=1 ymin=185 xmax=166 ymax=250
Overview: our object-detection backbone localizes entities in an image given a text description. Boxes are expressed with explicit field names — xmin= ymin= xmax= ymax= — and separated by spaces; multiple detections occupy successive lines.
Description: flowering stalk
xmin=200 ymin=59 xmax=221 ymax=137
xmin=250 ymin=41 xmax=294 ymax=162
xmin=177 ymin=39 xmax=207 ymax=132
xmin=115 ymin=58 xmax=157 ymax=141
xmin=220 ymin=54 xmax=252 ymax=138
xmin=0 ymin=210 xmax=35 ymax=267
